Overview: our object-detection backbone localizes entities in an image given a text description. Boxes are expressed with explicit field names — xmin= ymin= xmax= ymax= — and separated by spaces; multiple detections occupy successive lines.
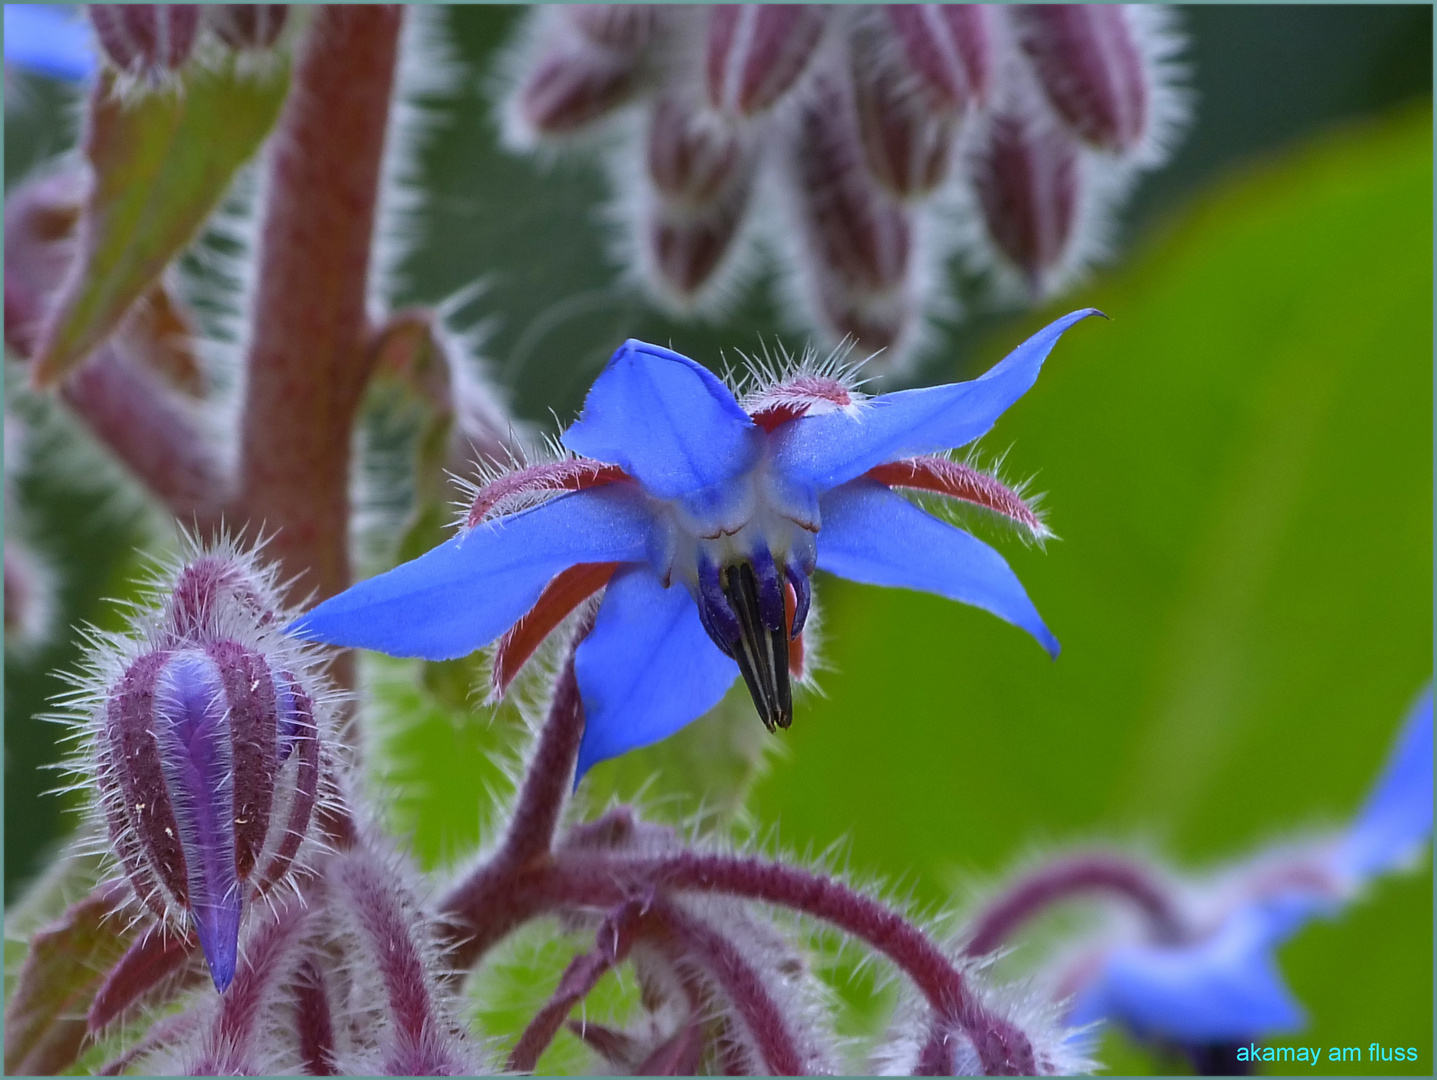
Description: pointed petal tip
xmin=192 ymin=900 xmax=241 ymax=995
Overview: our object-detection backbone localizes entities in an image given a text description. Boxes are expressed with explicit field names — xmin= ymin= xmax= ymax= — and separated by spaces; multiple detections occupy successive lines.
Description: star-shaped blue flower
xmin=292 ymin=309 xmax=1100 ymax=777
xmin=4 ymin=5 xmax=96 ymax=82
xmin=1068 ymin=687 xmax=1433 ymax=1048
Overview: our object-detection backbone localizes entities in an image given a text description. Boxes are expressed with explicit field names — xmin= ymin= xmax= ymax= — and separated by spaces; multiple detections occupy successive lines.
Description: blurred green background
xmin=5 ymin=5 xmax=1432 ymax=1075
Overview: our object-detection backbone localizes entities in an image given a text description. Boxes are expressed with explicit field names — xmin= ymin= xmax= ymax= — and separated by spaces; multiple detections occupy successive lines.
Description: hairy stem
xmin=231 ymin=5 xmax=403 ymax=609
xmin=61 ymin=350 xmax=229 ymax=528
xmin=649 ymin=898 xmax=808 ymax=1076
xmin=962 ymin=853 xmax=1184 ymax=957
xmin=439 ymin=850 xmax=1034 ymax=1074
xmin=507 ymin=899 xmax=643 ymax=1072
xmin=497 ymin=647 xmax=587 ymax=870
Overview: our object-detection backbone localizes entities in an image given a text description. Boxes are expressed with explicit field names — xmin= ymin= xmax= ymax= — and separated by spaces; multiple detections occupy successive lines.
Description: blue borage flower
xmin=292 ymin=309 xmax=1101 ymax=777
xmin=4 ymin=5 xmax=97 ymax=82
xmin=1066 ymin=687 xmax=1433 ymax=1049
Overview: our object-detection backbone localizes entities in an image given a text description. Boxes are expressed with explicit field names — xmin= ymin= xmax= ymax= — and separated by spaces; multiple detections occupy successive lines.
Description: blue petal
xmin=5 ymin=5 xmax=96 ymax=82
xmin=289 ymin=487 xmax=652 ymax=660
xmin=1336 ymin=687 xmax=1433 ymax=882
xmin=815 ymin=480 xmax=1059 ymax=657
xmin=772 ymin=309 xmax=1101 ymax=493
xmin=561 ymin=340 xmax=761 ymax=510
xmin=1068 ymin=908 xmax=1306 ymax=1043
xmin=574 ymin=566 xmax=738 ymax=780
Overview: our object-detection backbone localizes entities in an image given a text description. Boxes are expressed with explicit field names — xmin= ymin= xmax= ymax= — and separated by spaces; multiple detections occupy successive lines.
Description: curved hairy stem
xmin=962 ymin=853 xmax=1184 ymax=957
xmin=439 ymin=849 xmax=1036 ymax=1074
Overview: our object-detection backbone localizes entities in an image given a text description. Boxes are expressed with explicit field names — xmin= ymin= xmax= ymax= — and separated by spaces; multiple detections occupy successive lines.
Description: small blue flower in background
xmin=4 ymin=5 xmax=95 ymax=82
xmin=292 ymin=309 xmax=1100 ymax=777
xmin=1067 ymin=687 xmax=1433 ymax=1052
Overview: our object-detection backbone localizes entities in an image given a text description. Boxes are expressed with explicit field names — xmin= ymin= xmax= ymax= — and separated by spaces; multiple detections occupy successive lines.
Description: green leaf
xmin=32 ymin=57 xmax=289 ymax=386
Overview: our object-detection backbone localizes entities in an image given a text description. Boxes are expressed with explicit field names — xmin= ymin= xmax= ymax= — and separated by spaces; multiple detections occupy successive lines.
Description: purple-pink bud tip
xmin=88 ymin=4 xmax=200 ymax=77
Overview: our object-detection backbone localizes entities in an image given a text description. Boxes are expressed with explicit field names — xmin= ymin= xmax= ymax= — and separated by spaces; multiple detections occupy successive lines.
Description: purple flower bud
xmin=514 ymin=42 xmax=639 ymax=137
xmin=641 ymin=95 xmax=758 ymax=303
xmin=88 ymin=4 xmax=200 ymax=77
xmin=505 ymin=7 xmax=657 ymax=143
xmin=705 ymin=5 xmax=828 ymax=118
xmin=206 ymin=5 xmax=289 ymax=52
xmin=89 ymin=548 xmax=326 ymax=994
xmin=885 ymin=5 xmax=994 ymax=112
xmin=972 ymin=107 xmax=1082 ymax=291
xmin=784 ymin=73 xmax=921 ymax=358
xmin=792 ymin=75 xmax=912 ymax=294
xmin=565 ymin=4 xmax=660 ymax=51
xmin=647 ymin=96 xmax=749 ymax=207
xmin=849 ymin=21 xmax=958 ymax=199
xmin=1011 ymin=4 xmax=1150 ymax=154
xmin=164 ymin=553 xmax=278 ymax=644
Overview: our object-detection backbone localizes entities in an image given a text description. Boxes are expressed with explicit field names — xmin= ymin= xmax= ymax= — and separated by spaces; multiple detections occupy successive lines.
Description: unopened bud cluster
xmin=87 ymin=4 xmax=290 ymax=79
xmin=75 ymin=541 xmax=330 ymax=992
xmin=500 ymin=4 xmax=1186 ymax=370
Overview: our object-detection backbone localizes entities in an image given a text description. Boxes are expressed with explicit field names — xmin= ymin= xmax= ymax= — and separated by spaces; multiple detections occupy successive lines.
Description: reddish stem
xmin=649 ymin=898 xmax=807 ymax=1076
xmin=60 ymin=350 xmax=229 ymax=527
xmin=507 ymin=899 xmax=644 ymax=1072
xmin=439 ymin=850 xmax=1034 ymax=1075
xmin=231 ymin=5 xmax=403 ymax=609
xmin=192 ymin=898 xmax=310 ymax=1075
xmin=962 ymin=853 xmax=1184 ymax=957
xmin=496 ymin=644 xmax=588 ymax=870
xmin=293 ymin=955 xmax=338 ymax=1077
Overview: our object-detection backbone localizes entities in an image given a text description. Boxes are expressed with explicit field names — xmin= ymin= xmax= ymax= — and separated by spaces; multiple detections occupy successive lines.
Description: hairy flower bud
xmin=972 ymin=106 xmax=1082 ymax=291
xmin=207 ymin=5 xmax=289 ymax=52
xmin=786 ymin=73 xmax=921 ymax=358
xmin=705 ymin=5 xmax=828 ymax=118
xmin=505 ymin=7 xmax=653 ymax=144
xmin=849 ymin=21 xmax=958 ymax=199
xmin=1011 ymin=5 xmax=1149 ymax=154
xmin=77 ymin=543 xmax=330 ymax=994
xmin=885 ymin=4 xmax=994 ymax=112
xmin=641 ymin=95 xmax=758 ymax=304
xmin=88 ymin=5 xmax=200 ymax=78
xmin=566 ymin=4 xmax=660 ymax=51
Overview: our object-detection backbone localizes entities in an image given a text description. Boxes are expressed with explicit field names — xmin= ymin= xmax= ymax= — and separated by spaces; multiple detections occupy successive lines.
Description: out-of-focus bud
xmin=849 ymin=22 xmax=957 ymax=199
xmin=507 ymin=8 xmax=655 ymax=143
xmin=792 ymin=76 xmax=911 ymax=295
xmin=641 ymin=95 xmax=758 ymax=304
xmin=89 ymin=546 xmax=327 ymax=993
xmin=206 ymin=5 xmax=289 ymax=52
xmin=1010 ymin=5 xmax=1149 ymax=154
xmin=787 ymin=74 xmax=920 ymax=360
xmin=705 ymin=5 xmax=829 ymax=118
xmin=566 ymin=4 xmax=659 ymax=52
xmin=971 ymin=106 xmax=1082 ymax=292
xmin=885 ymin=5 xmax=993 ymax=112
xmin=87 ymin=4 xmax=199 ymax=78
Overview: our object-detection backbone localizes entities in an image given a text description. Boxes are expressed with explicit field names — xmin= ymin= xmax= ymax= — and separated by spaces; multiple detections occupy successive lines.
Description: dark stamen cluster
xmin=696 ymin=552 xmax=806 ymax=732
